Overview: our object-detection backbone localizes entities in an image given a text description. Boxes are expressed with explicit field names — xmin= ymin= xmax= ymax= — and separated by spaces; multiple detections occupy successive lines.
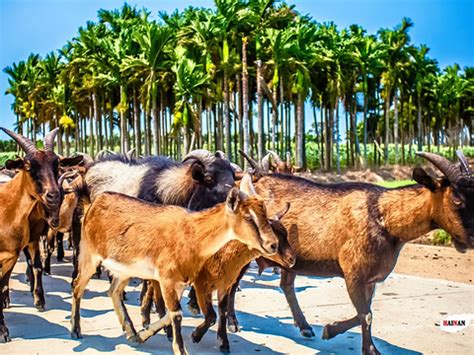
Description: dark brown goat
xmin=230 ymin=150 xmax=473 ymax=355
xmin=70 ymin=176 xmax=283 ymax=354
xmin=0 ymin=127 xmax=82 ymax=342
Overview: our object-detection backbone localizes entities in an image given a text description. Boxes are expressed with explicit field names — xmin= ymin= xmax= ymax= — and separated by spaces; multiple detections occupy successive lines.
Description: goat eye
xmin=452 ymin=198 xmax=463 ymax=206
xmin=205 ymin=175 xmax=213 ymax=183
xmin=244 ymin=215 xmax=252 ymax=221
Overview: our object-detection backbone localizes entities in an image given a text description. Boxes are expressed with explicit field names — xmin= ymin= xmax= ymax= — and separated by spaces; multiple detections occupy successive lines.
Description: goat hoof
xmin=0 ymin=326 xmax=11 ymax=343
xmin=191 ymin=330 xmax=203 ymax=343
xmin=300 ymin=327 xmax=315 ymax=338
xmin=142 ymin=320 xmax=150 ymax=329
xmin=70 ymin=329 xmax=82 ymax=339
xmin=35 ymin=303 xmax=45 ymax=312
xmin=219 ymin=344 xmax=230 ymax=353
xmin=3 ymin=296 xmax=10 ymax=309
xmin=363 ymin=345 xmax=380 ymax=355
xmin=165 ymin=325 xmax=173 ymax=341
xmin=127 ymin=334 xmax=143 ymax=344
xmin=227 ymin=323 xmax=239 ymax=333
xmin=322 ymin=324 xmax=331 ymax=339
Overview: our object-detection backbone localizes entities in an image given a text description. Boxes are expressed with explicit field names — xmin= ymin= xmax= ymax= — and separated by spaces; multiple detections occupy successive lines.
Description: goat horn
xmin=127 ymin=147 xmax=136 ymax=159
xmin=215 ymin=150 xmax=228 ymax=160
xmin=416 ymin=151 xmax=460 ymax=182
xmin=182 ymin=149 xmax=214 ymax=163
xmin=44 ymin=128 xmax=59 ymax=152
xmin=238 ymin=149 xmax=259 ymax=170
xmin=267 ymin=150 xmax=283 ymax=164
xmin=456 ymin=150 xmax=472 ymax=177
xmin=239 ymin=173 xmax=257 ymax=196
xmin=0 ymin=127 xmax=37 ymax=155
xmin=58 ymin=170 xmax=78 ymax=187
xmin=261 ymin=153 xmax=271 ymax=172
xmin=230 ymin=162 xmax=243 ymax=173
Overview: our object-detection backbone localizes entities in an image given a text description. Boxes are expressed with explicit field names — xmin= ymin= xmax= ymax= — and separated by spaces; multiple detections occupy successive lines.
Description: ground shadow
xmin=234 ymin=309 xmax=422 ymax=354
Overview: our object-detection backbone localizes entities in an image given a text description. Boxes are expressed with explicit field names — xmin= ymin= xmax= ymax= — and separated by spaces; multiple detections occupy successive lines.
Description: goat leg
xmin=70 ymin=255 xmax=100 ymax=339
xmin=345 ymin=278 xmax=379 ymax=355
xmin=44 ymin=229 xmax=55 ymax=275
xmin=186 ymin=286 xmax=200 ymax=315
xmin=151 ymin=280 xmax=173 ymax=341
xmin=56 ymin=232 xmax=64 ymax=261
xmin=216 ymin=290 xmax=230 ymax=353
xmin=109 ymin=277 xmax=141 ymax=343
xmin=0 ymin=256 xmax=16 ymax=343
xmin=26 ymin=241 xmax=45 ymax=311
xmin=191 ymin=286 xmax=216 ymax=343
xmin=280 ymin=269 xmax=315 ymax=337
xmin=226 ymin=263 xmax=250 ymax=333
xmin=140 ymin=280 xmax=153 ymax=328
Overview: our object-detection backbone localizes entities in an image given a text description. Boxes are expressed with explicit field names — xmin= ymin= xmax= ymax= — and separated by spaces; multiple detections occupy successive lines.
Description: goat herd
xmin=0 ymin=127 xmax=472 ymax=355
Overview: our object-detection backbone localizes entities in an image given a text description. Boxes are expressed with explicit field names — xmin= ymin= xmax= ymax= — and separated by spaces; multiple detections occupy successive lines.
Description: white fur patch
xmin=86 ymin=161 xmax=149 ymax=201
xmin=102 ymin=258 xmax=159 ymax=280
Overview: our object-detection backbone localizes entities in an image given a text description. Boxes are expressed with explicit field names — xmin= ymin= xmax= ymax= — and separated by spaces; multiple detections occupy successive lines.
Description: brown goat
xmin=70 ymin=176 xmax=283 ymax=354
xmin=141 ymin=179 xmax=295 ymax=352
xmin=0 ymin=127 xmax=82 ymax=342
xmin=232 ymin=150 xmax=474 ymax=355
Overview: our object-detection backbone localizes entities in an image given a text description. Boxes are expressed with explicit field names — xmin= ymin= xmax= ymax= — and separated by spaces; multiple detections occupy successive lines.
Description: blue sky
xmin=1 ymin=0 xmax=473 ymax=140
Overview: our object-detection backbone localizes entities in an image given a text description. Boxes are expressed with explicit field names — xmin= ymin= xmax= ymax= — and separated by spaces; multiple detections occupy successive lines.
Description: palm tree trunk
xmin=109 ymin=105 xmax=114 ymax=151
xmin=417 ymin=92 xmax=423 ymax=152
xmin=320 ymin=104 xmax=325 ymax=169
xmin=384 ymin=87 xmax=391 ymax=164
xmin=224 ymin=72 xmax=231 ymax=156
xmin=242 ymin=37 xmax=250 ymax=168
xmin=133 ymin=90 xmax=141 ymax=156
xmin=296 ymin=92 xmax=305 ymax=169
xmin=120 ymin=85 xmax=129 ymax=153
xmin=272 ymin=83 xmax=278 ymax=151
xmin=394 ymin=90 xmax=399 ymax=163
xmin=88 ymin=104 xmax=94 ymax=157
xmin=363 ymin=75 xmax=368 ymax=165
xmin=335 ymin=100 xmax=341 ymax=175
xmin=256 ymin=60 xmax=264 ymax=161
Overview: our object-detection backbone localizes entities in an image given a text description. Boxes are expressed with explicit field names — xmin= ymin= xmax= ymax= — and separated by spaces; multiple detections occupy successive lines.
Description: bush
xmin=432 ymin=229 xmax=452 ymax=246
xmin=0 ymin=152 xmax=16 ymax=166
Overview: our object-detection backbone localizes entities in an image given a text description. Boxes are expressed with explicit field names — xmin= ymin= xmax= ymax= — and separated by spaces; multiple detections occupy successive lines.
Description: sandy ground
xmin=1 ymin=244 xmax=473 ymax=354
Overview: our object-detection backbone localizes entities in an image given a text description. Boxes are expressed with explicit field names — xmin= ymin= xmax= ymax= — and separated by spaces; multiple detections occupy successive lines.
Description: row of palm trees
xmin=4 ymin=1 xmax=473 ymax=170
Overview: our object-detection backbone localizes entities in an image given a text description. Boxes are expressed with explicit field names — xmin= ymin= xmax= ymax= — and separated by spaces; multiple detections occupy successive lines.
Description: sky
xmin=1 ymin=0 xmax=473 ymax=140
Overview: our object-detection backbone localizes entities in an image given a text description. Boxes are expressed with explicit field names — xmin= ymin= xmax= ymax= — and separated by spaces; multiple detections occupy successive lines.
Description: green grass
xmin=376 ymin=180 xmax=416 ymax=188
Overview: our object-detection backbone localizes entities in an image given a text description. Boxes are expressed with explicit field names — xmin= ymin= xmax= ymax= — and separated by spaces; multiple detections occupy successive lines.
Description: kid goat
xmin=235 ymin=150 xmax=473 ymax=355
xmin=70 ymin=175 xmax=284 ymax=354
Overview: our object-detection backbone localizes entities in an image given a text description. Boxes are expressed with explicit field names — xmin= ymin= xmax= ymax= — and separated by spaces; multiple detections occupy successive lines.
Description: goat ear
xmin=5 ymin=158 xmax=24 ymax=170
xmin=191 ymin=161 xmax=205 ymax=181
xmin=226 ymin=187 xmax=241 ymax=213
xmin=413 ymin=167 xmax=439 ymax=191
xmin=60 ymin=155 xmax=84 ymax=167
xmin=272 ymin=202 xmax=290 ymax=220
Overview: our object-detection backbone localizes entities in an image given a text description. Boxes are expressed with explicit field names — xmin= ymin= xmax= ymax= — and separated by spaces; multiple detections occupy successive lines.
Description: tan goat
xmin=70 ymin=175 xmax=283 ymax=354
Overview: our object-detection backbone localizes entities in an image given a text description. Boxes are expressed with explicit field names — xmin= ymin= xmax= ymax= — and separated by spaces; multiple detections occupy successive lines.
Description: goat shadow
xmin=234 ymin=309 xmax=422 ymax=355
xmin=71 ymin=325 xmax=278 ymax=354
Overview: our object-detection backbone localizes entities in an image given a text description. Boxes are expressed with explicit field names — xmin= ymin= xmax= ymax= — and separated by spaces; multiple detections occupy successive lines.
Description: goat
xmin=231 ymin=150 xmax=474 ymax=355
xmin=43 ymin=171 xmax=83 ymax=274
xmin=261 ymin=150 xmax=294 ymax=174
xmin=70 ymin=175 xmax=282 ymax=355
xmin=140 ymin=176 xmax=295 ymax=352
xmin=0 ymin=127 xmax=83 ymax=342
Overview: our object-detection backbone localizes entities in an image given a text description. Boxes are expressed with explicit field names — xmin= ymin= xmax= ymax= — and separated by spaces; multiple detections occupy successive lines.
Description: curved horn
xmin=58 ymin=170 xmax=78 ymax=187
xmin=261 ymin=153 xmax=272 ymax=172
xmin=267 ymin=150 xmax=283 ymax=164
xmin=44 ymin=128 xmax=59 ymax=152
xmin=239 ymin=173 xmax=257 ymax=196
xmin=416 ymin=151 xmax=460 ymax=182
xmin=127 ymin=147 xmax=137 ymax=159
xmin=230 ymin=162 xmax=243 ymax=173
xmin=0 ymin=127 xmax=37 ymax=155
xmin=215 ymin=150 xmax=228 ymax=160
xmin=182 ymin=149 xmax=214 ymax=164
xmin=238 ymin=149 xmax=259 ymax=170
xmin=456 ymin=150 xmax=472 ymax=176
